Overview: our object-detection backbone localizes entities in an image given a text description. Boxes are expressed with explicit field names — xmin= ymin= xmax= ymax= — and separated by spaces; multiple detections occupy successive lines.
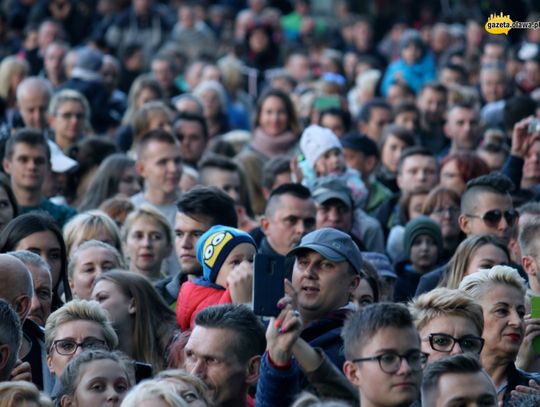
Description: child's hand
xmin=228 ymin=260 xmax=253 ymax=304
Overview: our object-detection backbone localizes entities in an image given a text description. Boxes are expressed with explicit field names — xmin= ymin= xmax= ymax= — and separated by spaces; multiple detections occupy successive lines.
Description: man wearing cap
xmin=313 ymin=177 xmax=385 ymax=253
xmin=255 ymin=227 xmax=362 ymax=407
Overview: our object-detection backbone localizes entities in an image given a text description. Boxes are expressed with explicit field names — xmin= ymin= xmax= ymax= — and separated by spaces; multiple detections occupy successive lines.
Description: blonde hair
xmin=67 ymin=239 xmax=125 ymax=280
xmin=459 ymin=265 xmax=527 ymax=300
xmin=154 ymin=369 xmax=210 ymax=406
xmin=122 ymin=380 xmax=188 ymax=407
xmin=409 ymin=287 xmax=483 ymax=335
xmin=121 ymin=204 xmax=173 ymax=247
xmin=0 ymin=56 xmax=29 ymax=100
xmin=63 ymin=210 xmax=122 ymax=257
xmin=45 ymin=299 xmax=118 ymax=354
xmin=0 ymin=381 xmax=52 ymax=407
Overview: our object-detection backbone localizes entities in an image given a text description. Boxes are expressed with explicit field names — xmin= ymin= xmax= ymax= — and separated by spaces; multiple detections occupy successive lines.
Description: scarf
xmin=250 ymin=127 xmax=297 ymax=158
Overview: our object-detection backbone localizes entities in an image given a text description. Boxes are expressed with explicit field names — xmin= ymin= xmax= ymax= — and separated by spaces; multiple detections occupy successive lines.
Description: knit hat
xmin=300 ymin=125 xmax=342 ymax=168
xmin=403 ymin=216 xmax=443 ymax=256
xmin=196 ymin=225 xmax=256 ymax=283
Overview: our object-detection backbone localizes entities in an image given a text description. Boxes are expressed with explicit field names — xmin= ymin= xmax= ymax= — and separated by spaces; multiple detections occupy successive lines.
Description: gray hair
xmin=48 ymin=88 xmax=91 ymax=122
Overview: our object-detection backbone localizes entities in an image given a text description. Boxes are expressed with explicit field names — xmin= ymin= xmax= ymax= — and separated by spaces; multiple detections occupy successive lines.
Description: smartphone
xmin=528 ymin=118 xmax=540 ymax=134
xmin=531 ymin=296 xmax=540 ymax=355
xmin=134 ymin=361 xmax=153 ymax=383
xmin=253 ymin=254 xmax=285 ymax=317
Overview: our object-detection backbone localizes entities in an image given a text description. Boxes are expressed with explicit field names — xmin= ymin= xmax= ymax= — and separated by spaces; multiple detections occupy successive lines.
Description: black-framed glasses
xmin=52 ymin=338 xmax=108 ymax=355
xmin=427 ymin=333 xmax=484 ymax=354
xmin=465 ymin=209 xmax=518 ymax=228
xmin=351 ymin=350 xmax=428 ymax=374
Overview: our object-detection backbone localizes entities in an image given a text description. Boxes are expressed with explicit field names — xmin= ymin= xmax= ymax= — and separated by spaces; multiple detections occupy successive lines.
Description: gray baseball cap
xmin=288 ymin=227 xmax=363 ymax=274
xmin=311 ymin=178 xmax=353 ymax=209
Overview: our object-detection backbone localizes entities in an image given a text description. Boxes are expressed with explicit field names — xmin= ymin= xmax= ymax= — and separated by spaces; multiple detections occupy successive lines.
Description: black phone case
xmin=253 ymin=254 xmax=285 ymax=317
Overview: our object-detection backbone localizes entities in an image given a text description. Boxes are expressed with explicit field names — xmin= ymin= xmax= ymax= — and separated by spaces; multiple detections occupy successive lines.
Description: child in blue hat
xmin=176 ymin=224 xmax=256 ymax=330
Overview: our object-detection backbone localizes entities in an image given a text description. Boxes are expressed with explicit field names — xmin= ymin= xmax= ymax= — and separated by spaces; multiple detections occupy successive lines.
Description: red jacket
xmin=176 ymin=279 xmax=232 ymax=331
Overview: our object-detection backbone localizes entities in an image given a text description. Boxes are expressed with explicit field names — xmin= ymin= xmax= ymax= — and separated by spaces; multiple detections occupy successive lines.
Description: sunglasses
xmin=465 ymin=208 xmax=518 ymax=227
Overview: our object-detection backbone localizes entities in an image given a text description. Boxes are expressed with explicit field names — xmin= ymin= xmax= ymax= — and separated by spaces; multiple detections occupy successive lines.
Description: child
xmin=176 ymin=225 xmax=256 ymax=331
xmin=299 ymin=124 xmax=367 ymax=207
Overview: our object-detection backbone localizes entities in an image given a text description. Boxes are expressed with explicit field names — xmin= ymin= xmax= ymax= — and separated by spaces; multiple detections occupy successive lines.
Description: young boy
xmin=176 ymin=224 xmax=256 ymax=330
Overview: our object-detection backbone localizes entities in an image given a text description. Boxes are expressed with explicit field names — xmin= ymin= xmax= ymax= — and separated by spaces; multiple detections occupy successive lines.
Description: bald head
xmin=16 ymin=77 xmax=52 ymax=130
xmin=0 ymin=254 xmax=33 ymax=321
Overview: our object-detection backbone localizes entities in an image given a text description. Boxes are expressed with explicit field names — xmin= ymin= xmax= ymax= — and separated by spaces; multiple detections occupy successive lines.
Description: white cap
xmin=299 ymin=125 xmax=342 ymax=167
xmin=48 ymin=140 xmax=78 ymax=173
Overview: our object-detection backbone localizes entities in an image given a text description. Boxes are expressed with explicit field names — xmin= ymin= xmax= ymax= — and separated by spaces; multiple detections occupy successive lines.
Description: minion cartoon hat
xmin=196 ymin=225 xmax=256 ymax=283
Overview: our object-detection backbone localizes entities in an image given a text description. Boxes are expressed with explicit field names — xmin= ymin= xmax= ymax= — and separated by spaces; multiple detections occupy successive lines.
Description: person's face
xmin=402 ymin=43 xmax=422 ymax=65
xmin=175 ymin=120 xmax=207 ymax=166
xmin=0 ymin=186 xmax=14 ymax=231
xmin=16 ymin=231 xmax=62 ymax=288
xmin=397 ymin=155 xmax=438 ymax=194
xmin=4 ymin=143 xmax=49 ymax=191
xmin=185 ymin=327 xmax=254 ymax=406
xmin=419 ymin=315 xmax=482 ymax=363
xmin=200 ymin=90 xmax=221 ymax=119
xmin=480 ymin=70 xmax=506 ymax=103
xmin=482 ymin=44 xmax=505 ymax=65
xmin=91 ymin=279 xmax=134 ymax=331
xmin=165 ymin=379 xmax=207 ymax=407
xmin=117 ymin=166 xmax=141 ymax=197
xmin=28 ymin=263 xmax=52 ymax=327
xmin=320 ymin=114 xmax=346 ymax=138
xmin=152 ymin=59 xmax=174 ymax=89
xmin=439 ymin=159 xmax=465 ymax=194
xmin=316 ymin=199 xmax=353 ymax=232
xmin=523 ymin=140 xmax=540 ymax=182
xmin=417 ymin=88 xmax=446 ymax=124
xmin=47 ymin=320 xmax=108 ymax=376
xmin=137 ymin=140 xmax=182 ymax=196
xmin=249 ymin=28 xmax=269 ymax=53
xmin=126 ymin=216 xmax=172 ymax=274
xmin=70 ymin=247 xmax=120 ymax=300
xmin=381 ymin=135 xmax=408 ymax=173
xmin=362 ymin=108 xmax=391 ymax=143
xmin=465 ymin=244 xmax=509 ymax=277
xmin=262 ymin=195 xmax=316 ymax=255
xmin=44 ymin=44 xmax=65 ymax=78
xmin=429 ymin=371 xmax=497 ymax=407
xmin=428 ymin=197 xmax=461 ymax=239
xmin=394 ymin=111 xmax=419 ymax=132
xmin=135 ymin=87 xmax=160 ymax=109
xmin=286 ymin=55 xmax=311 ymax=82
xmin=345 ymin=326 xmax=422 ymax=407
xmin=410 ymin=234 xmax=438 ymax=272
xmin=201 ymin=169 xmax=241 ymax=204
xmin=18 ymin=88 xmax=49 ymax=129
xmin=408 ymin=193 xmax=428 ymax=220
xmin=65 ymin=359 xmax=130 ymax=407
xmin=343 ymin=149 xmax=367 ymax=174
xmin=459 ymin=192 xmax=514 ymax=242
xmin=101 ymin=61 xmax=119 ymax=92
xmin=215 ymin=243 xmax=256 ymax=287
xmin=439 ymin=68 xmax=464 ymax=87
xmin=314 ymin=148 xmax=346 ymax=176
xmin=175 ymin=212 xmax=212 ymax=275
xmin=479 ymin=284 xmax=525 ymax=359
xmin=444 ymin=107 xmax=480 ymax=151
xmin=258 ymin=96 xmax=289 ymax=137
xmin=50 ymin=100 xmax=86 ymax=143
xmin=352 ymin=278 xmax=375 ymax=308
xmin=292 ymin=250 xmax=359 ymax=320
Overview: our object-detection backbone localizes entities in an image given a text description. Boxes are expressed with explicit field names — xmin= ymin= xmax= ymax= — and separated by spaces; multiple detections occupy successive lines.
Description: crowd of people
xmin=1 ymin=0 xmax=540 ymax=406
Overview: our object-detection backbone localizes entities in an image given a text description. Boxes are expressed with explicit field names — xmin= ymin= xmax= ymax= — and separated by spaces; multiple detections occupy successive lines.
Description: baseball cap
xmin=311 ymin=178 xmax=353 ymax=209
xmin=362 ymin=252 xmax=397 ymax=280
xmin=288 ymin=227 xmax=363 ymax=274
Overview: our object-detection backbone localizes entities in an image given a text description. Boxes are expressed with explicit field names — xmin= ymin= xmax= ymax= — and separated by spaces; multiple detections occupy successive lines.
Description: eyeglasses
xmin=58 ymin=112 xmax=85 ymax=121
xmin=465 ymin=208 xmax=518 ymax=228
xmin=52 ymin=338 xmax=108 ymax=355
xmin=427 ymin=333 xmax=484 ymax=354
xmin=351 ymin=350 xmax=428 ymax=374
xmin=432 ymin=207 xmax=460 ymax=216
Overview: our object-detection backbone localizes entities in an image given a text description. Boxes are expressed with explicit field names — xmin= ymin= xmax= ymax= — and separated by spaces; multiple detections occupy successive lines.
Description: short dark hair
xmin=0 ymin=299 xmax=21 ymax=381
xmin=419 ymin=81 xmax=447 ymax=97
xmin=397 ymin=146 xmax=435 ymax=174
xmin=380 ymin=125 xmax=416 ymax=152
xmin=4 ymin=128 xmax=50 ymax=161
xmin=198 ymin=154 xmax=239 ymax=173
xmin=422 ymin=354 xmax=486 ymax=405
xmin=137 ymin=129 xmax=179 ymax=158
xmin=176 ymin=185 xmax=237 ymax=227
xmin=262 ymin=157 xmax=291 ymax=190
xmin=341 ymin=132 xmax=379 ymax=158
xmin=319 ymin=108 xmax=352 ymax=133
xmin=358 ymin=98 xmax=391 ymax=124
xmin=194 ymin=304 xmax=266 ymax=363
xmin=393 ymin=101 xmax=419 ymax=117
xmin=265 ymin=183 xmax=312 ymax=217
xmin=173 ymin=112 xmax=208 ymax=140
xmin=341 ymin=303 xmax=415 ymax=360
xmin=461 ymin=173 xmax=514 ymax=215
xmin=440 ymin=63 xmax=467 ymax=83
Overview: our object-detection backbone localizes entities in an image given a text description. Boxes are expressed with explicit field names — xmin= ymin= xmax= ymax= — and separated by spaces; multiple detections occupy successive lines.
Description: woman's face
xmin=479 ymin=284 xmax=525 ymax=359
xmin=410 ymin=234 xmax=439 ymax=273
xmin=428 ymin=196 xmax=461 ymax=239
xmin=163 ymin=379 xmax=207 ymax=407
xmin=117 ymin=166 xmax=141 ymax=197
xmin=125 ymin=217 xmax=171 ymax=276
xmin=47 ymin=320 xmax=108 ymax=376
xmin=440 ymin=159 xmax=466 ymax=194
xmin=65 ymin=359 xmax=130 ymax=407
xmin=465 ymin=244 xmax=509 ymax=277
xmin=135 ymin=87 xmax=159 ymax=109
xmin=258 ymin=96 xmax=289 ymax=137
xmin=408 ymin=193 xmax=428 ymax=220
xmin=249 ymin=28 xmax=269 ymax=53
xmin=92 ymin=279 xmax=134 ymax=331
xmin=381 ymin=135 xmax=406 ymax=173
xmin=16 ymin=231 xmax=63 ymax=288
xmin=200 ymin=90 xmax=221 ymax=119
xmin=0 ymin=186 xmax=14 ymax=231
xmin=352 ymin=278 xmax=375 ymax=308
xmin=70 ymin=247 xmax=120 ymax=300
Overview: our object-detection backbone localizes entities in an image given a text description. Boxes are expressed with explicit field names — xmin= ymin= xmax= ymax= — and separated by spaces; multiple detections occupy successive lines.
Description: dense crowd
xmin=1 ymin=0 xmax=540 ymax=406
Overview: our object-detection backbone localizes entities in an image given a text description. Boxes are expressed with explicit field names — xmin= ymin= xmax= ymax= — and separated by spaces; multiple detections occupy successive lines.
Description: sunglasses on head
xmin=466 ymin=208 xmax=519 ymax=227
